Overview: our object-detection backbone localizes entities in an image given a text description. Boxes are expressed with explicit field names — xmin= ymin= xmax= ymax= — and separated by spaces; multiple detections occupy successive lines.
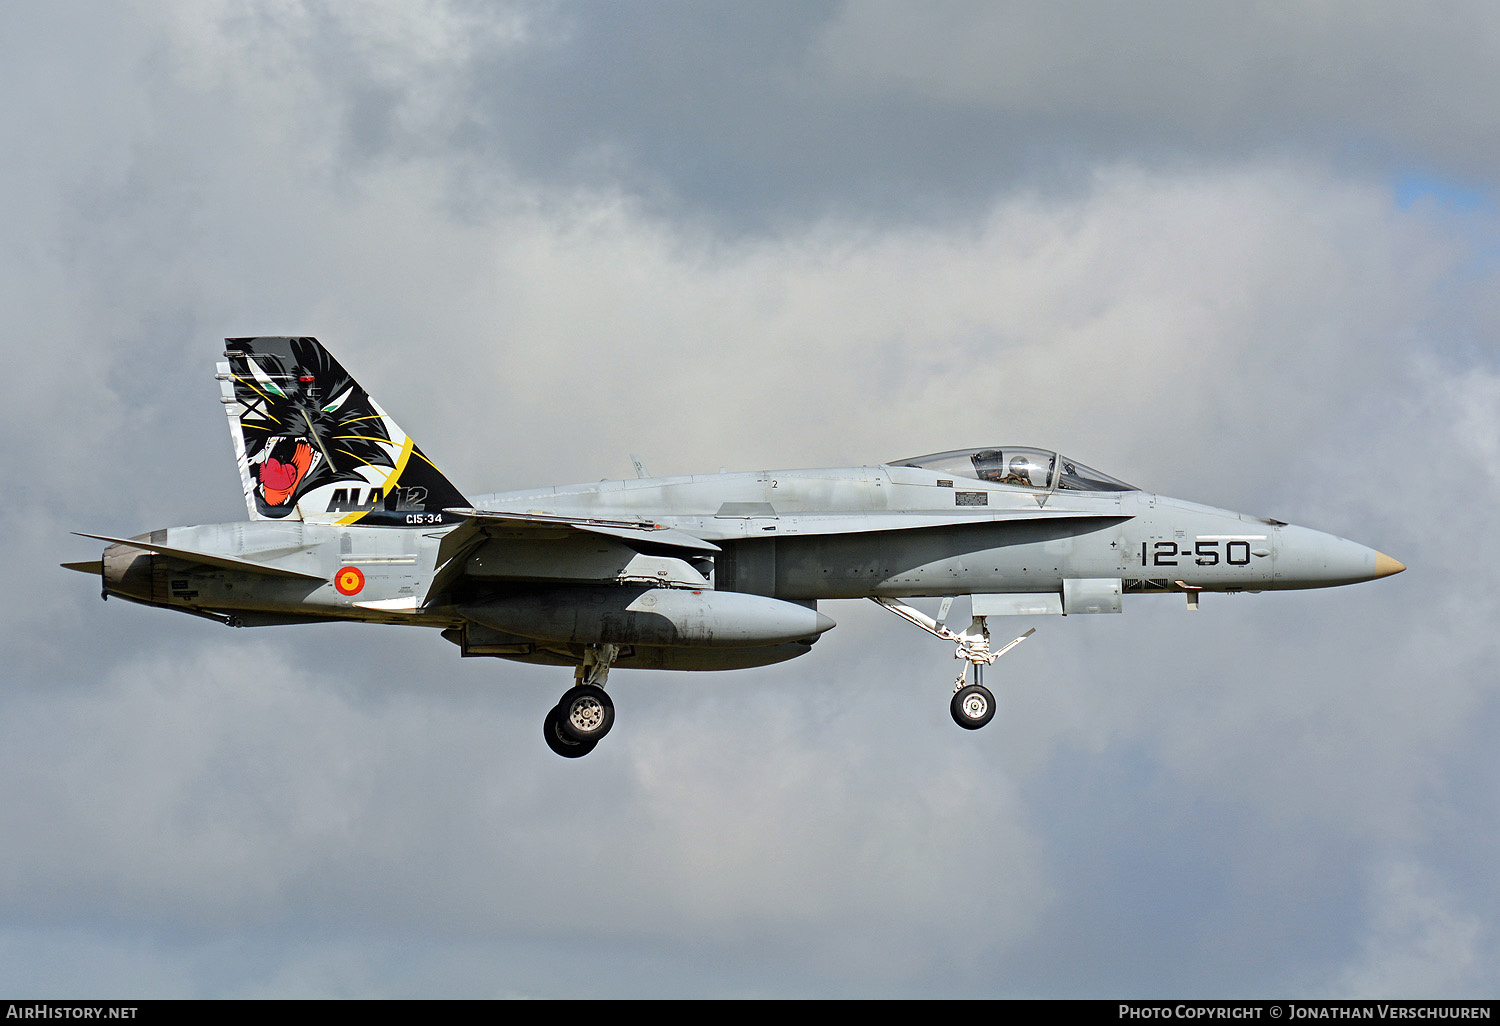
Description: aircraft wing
xmin=437 ymin=505 xmax=1125 ymax=550
xmin=448 ymin=505 xmax=1124 ymax=543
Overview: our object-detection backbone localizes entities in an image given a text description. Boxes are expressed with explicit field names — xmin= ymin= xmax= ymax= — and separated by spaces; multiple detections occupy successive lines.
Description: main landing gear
xmin=543 ymin=643 xmax=619 ymax=758
xmin=871 ymin=598 xmax=1035 ymax=731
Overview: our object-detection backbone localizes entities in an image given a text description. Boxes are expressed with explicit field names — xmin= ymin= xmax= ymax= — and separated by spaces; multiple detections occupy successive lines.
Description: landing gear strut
xmin=543 ymin=643 xmax=619 ymax=758
xmin=872 ymin=598 xmax=1035 ymax=731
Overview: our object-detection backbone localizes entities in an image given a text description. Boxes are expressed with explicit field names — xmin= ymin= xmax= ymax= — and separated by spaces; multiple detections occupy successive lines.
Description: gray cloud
xmin=383 ymin=1 xmax=1500 ymax=229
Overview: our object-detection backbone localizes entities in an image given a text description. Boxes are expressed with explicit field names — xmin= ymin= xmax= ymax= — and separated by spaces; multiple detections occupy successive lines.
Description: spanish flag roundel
xmin=334 ymin=566 xmax=365 ymax=596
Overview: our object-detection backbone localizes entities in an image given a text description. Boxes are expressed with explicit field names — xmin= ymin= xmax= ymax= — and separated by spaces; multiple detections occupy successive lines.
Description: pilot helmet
xmin=1008 ymin=455 xmax=1035 ymax=485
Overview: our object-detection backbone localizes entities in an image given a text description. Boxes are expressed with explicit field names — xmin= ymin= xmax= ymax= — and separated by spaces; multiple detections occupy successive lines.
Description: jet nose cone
xmin=1274 ymin=526 xmax=1407 ymax=588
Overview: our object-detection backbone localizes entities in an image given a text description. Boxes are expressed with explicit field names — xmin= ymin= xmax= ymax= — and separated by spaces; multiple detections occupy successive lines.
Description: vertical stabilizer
xmin=218 ymin=336 xmax=469 ymax=526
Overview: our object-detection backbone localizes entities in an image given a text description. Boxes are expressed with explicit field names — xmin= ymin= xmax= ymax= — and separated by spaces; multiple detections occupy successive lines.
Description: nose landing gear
xmin=872 ymin=598 xmax=1035 ymax=731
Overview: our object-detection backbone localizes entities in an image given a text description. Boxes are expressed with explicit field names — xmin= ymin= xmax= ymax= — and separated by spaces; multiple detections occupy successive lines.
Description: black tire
xmin=556 ymin=684 xmax=615 ymax=744
xmin=544 ymin=704 xmax=598 ymax=758
xmin=950 ymin=684 xmax=996 ymax=730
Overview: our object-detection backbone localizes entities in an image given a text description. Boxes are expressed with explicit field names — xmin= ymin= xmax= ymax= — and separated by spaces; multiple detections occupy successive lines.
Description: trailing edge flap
xmin=444 ymin=508 xmax=722 ymax=552
xmin=72 ymin=532 xmax=325 ymax=581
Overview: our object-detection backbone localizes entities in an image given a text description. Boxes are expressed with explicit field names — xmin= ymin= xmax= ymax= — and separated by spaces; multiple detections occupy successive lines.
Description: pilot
xmin=1001 ymin=455 xmax=1037 ymax=487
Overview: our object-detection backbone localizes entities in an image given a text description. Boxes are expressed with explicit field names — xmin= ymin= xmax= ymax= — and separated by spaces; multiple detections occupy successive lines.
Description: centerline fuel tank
xmin=461 ymin=587 xmax=835 ymax=648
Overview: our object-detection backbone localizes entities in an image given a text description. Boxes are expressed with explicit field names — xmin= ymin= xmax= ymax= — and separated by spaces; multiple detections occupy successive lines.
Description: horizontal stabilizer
xmin=445 ymin=508 xmax=722 ymax=553
xmin=72 ymin=533 xmax=326 ymax=581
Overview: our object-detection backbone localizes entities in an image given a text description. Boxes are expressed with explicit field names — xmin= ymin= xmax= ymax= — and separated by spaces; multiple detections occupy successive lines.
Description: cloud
xmin=816 ymin=1 xmax=1500 ymax=189
xmin=1330 ymin=860 xmax=1490 ymax=997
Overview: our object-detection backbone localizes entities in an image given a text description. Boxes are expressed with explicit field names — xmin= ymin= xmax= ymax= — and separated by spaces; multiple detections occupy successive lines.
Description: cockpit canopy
xmin=887 ymin=447 xmax=1135 ymax=492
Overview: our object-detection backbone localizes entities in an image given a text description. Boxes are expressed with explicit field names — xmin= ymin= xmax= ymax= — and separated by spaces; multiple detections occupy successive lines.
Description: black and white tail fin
xmin=217 ymin=336 xmax=469 ymax=526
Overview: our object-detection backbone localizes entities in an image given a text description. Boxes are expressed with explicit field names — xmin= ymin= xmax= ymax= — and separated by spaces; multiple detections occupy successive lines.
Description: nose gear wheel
xmin=951 ymin=683 xmax=996 ymax=729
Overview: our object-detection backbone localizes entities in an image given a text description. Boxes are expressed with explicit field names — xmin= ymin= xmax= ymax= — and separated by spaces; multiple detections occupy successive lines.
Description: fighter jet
xmin=65 ymin=337 xmax=1405 ymax=757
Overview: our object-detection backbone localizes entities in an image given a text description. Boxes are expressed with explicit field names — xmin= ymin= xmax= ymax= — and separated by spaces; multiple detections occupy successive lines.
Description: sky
xmin=2 ymin=0 xmax=1498 ymax=999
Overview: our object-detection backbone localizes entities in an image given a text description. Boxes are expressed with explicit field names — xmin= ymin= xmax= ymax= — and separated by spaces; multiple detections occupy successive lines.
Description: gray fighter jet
xmin=65 ymin=337 xmax=1405 ymax=757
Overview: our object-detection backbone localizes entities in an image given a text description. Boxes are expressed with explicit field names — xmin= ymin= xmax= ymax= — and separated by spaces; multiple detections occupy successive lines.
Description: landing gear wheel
xmin=544 ymin=705 xmax=599 ymax=758
xmin=951 ymin=684 xmax=996 ymax=730
xmin=556 ymin=684 xmax=615 ymax=744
